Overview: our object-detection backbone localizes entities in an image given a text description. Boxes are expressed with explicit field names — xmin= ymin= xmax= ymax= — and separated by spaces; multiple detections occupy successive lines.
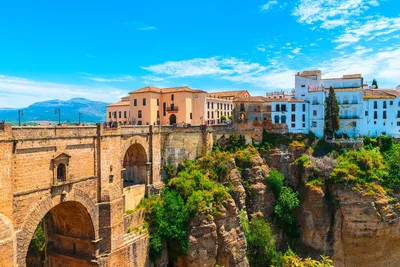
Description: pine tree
xmin=372 ymin=79 xmax=378 ymax=89
xmin=325 ymin=86 xmax=340 ymax=138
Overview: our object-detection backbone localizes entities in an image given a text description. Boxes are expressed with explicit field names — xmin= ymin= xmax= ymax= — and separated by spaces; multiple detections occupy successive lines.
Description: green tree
xmin=268 ymin=170 xmax=285 ymax=196
xmin=372 ymin=79 xmax=378 ymax=89
xmin=325 ymin=86 xmax=340 ymax=138
xmin=220 ymin=115 xmax=227 ymax=122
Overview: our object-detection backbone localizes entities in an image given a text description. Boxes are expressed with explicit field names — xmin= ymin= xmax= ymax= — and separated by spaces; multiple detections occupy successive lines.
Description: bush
xmin=268 ymin=170 xmax=285 ymax=196
xmin=283 ymin=248 xmax=333 ymax=267
xmin=274 ymin=187 xmax=300 ymax=237
xmin=377 ymin=135 xmax=393 ymax=152
xmin=240 ymin=214 xmax=282 ymax=267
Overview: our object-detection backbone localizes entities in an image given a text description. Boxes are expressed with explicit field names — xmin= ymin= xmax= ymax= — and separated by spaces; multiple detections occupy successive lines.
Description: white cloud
xmin=334 ymin=16 xmax=400 ymax=49
xmin=261 ymin=1 xmax=278 ymax=11
xmin=293 ymin=0 xmax=383 ymax=28
xmin=143 ymin=56 xmax=296 ymax=90
xmin=0 ymin=75 xmax=126 ymax=108
xmin=82 ymin=73 xmax=135 ymax=83
xmin=292 ymin=47 xmax=301 ymax=54
xmin=138 ymin=26 xmax=156 ymax=31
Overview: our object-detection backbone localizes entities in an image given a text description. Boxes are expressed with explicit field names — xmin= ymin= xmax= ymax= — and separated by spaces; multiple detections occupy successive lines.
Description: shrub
xmin=377 ymin=135 xmax=393 ymax=152
xmin=283 ymin=248 xmax=333 ymax=267
xmin=274 ymin=187 xmax=300 ymax=237
xmin=268 ymin=170 xmax=285 ymax=196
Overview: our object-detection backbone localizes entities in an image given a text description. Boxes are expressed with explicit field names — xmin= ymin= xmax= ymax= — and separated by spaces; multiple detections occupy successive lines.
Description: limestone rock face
xmin=332 ymin=187 xmax=400 ymax=267
xmin=298 ymin=184 xmax=333 ymax=255
xmin=243 ymin=164 xmax=275 ymax=219
xmin=176 ymin=199 xmax=249 ymax=267
xmin=227 ymin=169 xmax=246 ymax=211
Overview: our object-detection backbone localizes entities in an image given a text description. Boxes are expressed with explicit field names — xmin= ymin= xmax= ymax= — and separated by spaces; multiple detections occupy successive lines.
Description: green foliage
xmin=283 ymin=248 xmax=333 ymax=267
xmin=221 ymin=115 xmax=227 ymax=122
xmin=382 ymin=143 xmax=400 ymax=190
xmin=165 ymin=163 xmax=177 ymax=182
xmin=234 ymin=146 xmax=259 ymax=168
xmin=274 ymin=187 xmax=300 ymax=237
xmin=377 ymin=135 xmax=393 ymax=152
xmin=268 ymin=170 xmax=285 ymax=196
xmin=31 ymin=222 xmax=46 ymax=254
xmin=325 ymin=86 xmax=340 ymax=138
xmin=240 ymin=214 xmax=282 ymax=267
xmin=294 ymin=154 xmax=312 ymax=172
xmin=330 ymin=148 xmax=387 ymax=185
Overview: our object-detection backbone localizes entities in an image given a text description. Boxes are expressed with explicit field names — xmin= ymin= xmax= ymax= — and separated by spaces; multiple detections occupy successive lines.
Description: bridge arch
xmin=123 ymin=143 xmax=148 ymax=186
xmin=18 ymin=189 xmax=99 ymax=266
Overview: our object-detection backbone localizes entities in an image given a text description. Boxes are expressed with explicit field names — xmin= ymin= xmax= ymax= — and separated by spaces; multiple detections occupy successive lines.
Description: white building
xmin=270 ymin=98 xmax=309 ymax=134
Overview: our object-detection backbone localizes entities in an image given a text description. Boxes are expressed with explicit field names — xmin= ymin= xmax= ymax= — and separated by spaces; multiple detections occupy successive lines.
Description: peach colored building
xmin=106 ymin=96 xmax=131 ymax=125
xmin=108 ymin=86 xmax=207 ymax=126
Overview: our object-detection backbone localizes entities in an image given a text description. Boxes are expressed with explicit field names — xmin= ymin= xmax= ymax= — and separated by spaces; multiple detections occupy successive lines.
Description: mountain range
xmin=0 ymin=98 xmax=110 ymax=125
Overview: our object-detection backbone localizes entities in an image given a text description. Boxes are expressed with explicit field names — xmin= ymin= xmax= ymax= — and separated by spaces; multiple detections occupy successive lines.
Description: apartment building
xmin=206 ymin=90 xmax=250 ymax=124
xmin=106 ymin=96 xmax=131 ymax=124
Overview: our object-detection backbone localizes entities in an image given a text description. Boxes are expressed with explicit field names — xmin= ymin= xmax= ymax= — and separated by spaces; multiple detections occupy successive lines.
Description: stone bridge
xmin=0 ymin=123 xmax=230 ymax=267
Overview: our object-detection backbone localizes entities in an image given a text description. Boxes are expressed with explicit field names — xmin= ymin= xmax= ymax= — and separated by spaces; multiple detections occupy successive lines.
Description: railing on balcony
xmin=312 ymin=101 xmax=320 ymax=105
xmin=342 ymin=100 xmax=350 ymax=104
xmin=339 ymin=115 xmax=360 ymax=119
xmin=167 ymin=106 xmax=179 ymax=112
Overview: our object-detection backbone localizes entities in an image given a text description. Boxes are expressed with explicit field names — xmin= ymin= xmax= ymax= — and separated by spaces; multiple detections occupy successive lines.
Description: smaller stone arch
xmin=123 ymin=143 xmax=148 ymax=186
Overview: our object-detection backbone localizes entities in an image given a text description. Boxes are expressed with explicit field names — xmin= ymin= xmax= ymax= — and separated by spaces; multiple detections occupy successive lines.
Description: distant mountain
xmin=0 ymin=98 xmax=110 ymax=124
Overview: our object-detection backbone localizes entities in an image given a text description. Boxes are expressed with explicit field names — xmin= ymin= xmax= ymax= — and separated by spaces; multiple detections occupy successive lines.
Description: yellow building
xmin=107 ymin=86 xmax=207 ymax=126
xmin=106 ymin=96 xmax=131 ymax=125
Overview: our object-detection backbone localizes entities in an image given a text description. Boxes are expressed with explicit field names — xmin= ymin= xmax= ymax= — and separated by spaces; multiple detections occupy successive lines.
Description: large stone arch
xmin=17 ymin=188 xmax=99 ymax=266
xmin=120 ymin=135 xmax=150 ymax=167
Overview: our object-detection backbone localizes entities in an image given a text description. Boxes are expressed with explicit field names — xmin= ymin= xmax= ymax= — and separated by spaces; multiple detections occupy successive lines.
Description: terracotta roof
xmin=343 ymin=74 xmax=362 ymax=79
xmin=325 ymin=87 xmax=363 ymax=92
xmin=207 ymin=90 xmax=250 ymax=99
xmin=364 ymin=89 xmax=400 ymax=99
xmin=121 ymin=96 xmax=130 ymax=101
xmin=265 ymin=97 xmax=306 ymax=103
xmin=130 ymin=86 xmax=206 ymax=94
xmin=233 ymin=96 xmax=267 ymax=103
xmin=107 ymin=100 xmax=130 ymax=107
xmin=297 ymin=70 xmax=321 ymax=77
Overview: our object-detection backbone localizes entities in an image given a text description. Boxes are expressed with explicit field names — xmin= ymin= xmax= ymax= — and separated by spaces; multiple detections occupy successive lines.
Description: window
xmin=124 ymin=111 xmax=127 ymax=118
xmin=157 ymin=99 xmax=160 ymax=106
xmin=212 ymin=112 xmax=214 ymax=119
xmin=57 ymin=163 xmax=66 ymax=183
xmin=208 ymin=102 xmax=210 ymax=109
xmin=374 ymin=101 xmax=377 ymax=109
xmin=281 ymin=115 xmax=286 ymax=123
xmin=281 ymin=104 xmax=287 ymax=112
xmin=291 ymin=114 xmax=296 ymax=122
xmin=397 ymin=121 xmax=400 ymax=126
xmin=291 ymin=104 xmax=296 ymax=112
xmin=157 ymin=110 xmax=160 ymax=119
xmin=276 ymin=104 xmax=280 ymax=111
xmin=224 ymin=104 xmax=227 ymax=110
xmin=383 ymin=110 xmax=387 ymax=119
xmin=365 ymin=111 xmax=368 ymax=116
xmin=231 ymin=104 xmax=233 ymax=110
xmin=384 ymin=101 xmax=387 ymax=109
xmin=190 ymin=112 xmax=192 ymax=119
xmin=109 ymin=112 xmax=111 ymax=118
xmin=171 ymin=94 xmax=174 ymax=101
xmin=119 ymin=111 xmax=122 ymax=118
xmin=302 ymin=123 xmax=305 ymax=127
xmin=240 ymin=103 xmax=245 ymax=112
xmin=137 ymin=121 xmax=142 ymax=125
xmin=302 ymin=114 xmax=305 ymax=122
xmin=138 ymin=110 xmax=142 ymax=118
xmin=212 ymin=102 xmax=214 ymax=109
xmin=312 ymin=121 xmax=317 ymax=127
xmin=312 ymin=96 xmax=318 ymax=104
xmin=390 ymin=101 xmax=393 ymax=106
xmin=207 ymin=111 xmax=210 ymax=119
xmin=143 ymin=98 xmax=146 ymax=106
xmin=291 ymin=123 xmax=296 ymax=128
xmin=163 ymin=102 xmax=166 ymax=116
xmin=301 ymin=85 xmax=305 ymax=88
xmin=217 ymin=103 xmax=219 ymax=109
xmin=374 ymin=111 xmax=378 ymax=119
xmin=374 ymin=121 xmax=377 ymax=124
xmin=113 ymin=112 xmax=117 ymax=118
xmin=313 ymin=110 xmax=317 ymax=116
xmin=302 ymin=104 xmax=306 ymax=112
xmin=134 ymin=99 xmax=137 ymax=106
xmin=274 ymin=115 xmax=279 ymax=123
xmin=352 ymin=95 xmax=358 ymax=104
xmin=398 ymin=111 xmax=400 ymax=118
xmin=351 ymin=121 xmax=357 ymax=127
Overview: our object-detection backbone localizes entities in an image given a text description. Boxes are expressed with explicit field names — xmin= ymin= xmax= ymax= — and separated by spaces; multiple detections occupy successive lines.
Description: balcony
xmin=340 ymin=115 xmax=360 ymax=120
xmin=167 ymin=106 xmax=179 ymax=112
xmin=312 ymin=101 xmax=320 ymax=105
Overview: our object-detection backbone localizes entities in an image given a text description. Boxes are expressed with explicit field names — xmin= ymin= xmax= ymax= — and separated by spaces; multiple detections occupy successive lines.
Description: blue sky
xmin=1 ymin=0 xmax=400 ymax=107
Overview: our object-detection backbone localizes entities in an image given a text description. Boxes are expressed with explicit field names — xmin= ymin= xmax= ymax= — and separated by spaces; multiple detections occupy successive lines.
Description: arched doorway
xmin=169 ymin=114 xmax=177 ymax=125
xmin=122 ymin=143 xmax=147 ymax=187
xmin=26 ymin=201 xmax=97 ymax=267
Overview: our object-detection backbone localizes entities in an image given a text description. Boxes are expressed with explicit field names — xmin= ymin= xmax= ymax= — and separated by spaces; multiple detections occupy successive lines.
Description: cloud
xmin=333 ymin=16 xmax=400 ymax=49
xmin=138 ymin=26 xmax=156 ymax=31
xmin=292 ymin=47 xmax=301 ymax=54
xmin=0 ymin=75 xmax=127 ymax=108
xmin=261 ymin=0 xmax=278 ymax=11
xmin=143 ymin=56 xmax=296 ymax=90
xmin=292 ymin=0 xmax=382 ymax=29
xmin=82 ymin=73 xmax=135 ymax=83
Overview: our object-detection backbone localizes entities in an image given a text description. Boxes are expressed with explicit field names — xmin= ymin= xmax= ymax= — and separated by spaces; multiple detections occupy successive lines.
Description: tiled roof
xmin=107 ymin=100 xmax=130 ymax=107
xmin=363 ymin=89 xmax=400 ymax=99
xmin=325 ymin=87 xmax=363 ymax=92
xmin=343 ymin=74 xmax=362 ymax=79
xmin=233 ymin=96 xmax=267 ymax=103
xmin=265 ymin=97 xmax=306 ymax=103
xmin=130 ymin=86 xmax=206 ymax=94
xmin=297 ymin=70 xmax=321 ymax=77
xmin=207 ymin=90 xmax=250 ymax=99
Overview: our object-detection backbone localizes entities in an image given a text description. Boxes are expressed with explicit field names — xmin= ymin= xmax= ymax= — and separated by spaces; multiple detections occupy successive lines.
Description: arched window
xmin=57 ymin=164 xmax=66 ymax=183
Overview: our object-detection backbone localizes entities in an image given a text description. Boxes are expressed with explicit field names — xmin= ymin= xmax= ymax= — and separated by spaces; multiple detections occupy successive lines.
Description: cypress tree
xmin=372 ymin=79 xmax=378 ymax=89
xmin=325 ymin=86 xmax=340 ymax=138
